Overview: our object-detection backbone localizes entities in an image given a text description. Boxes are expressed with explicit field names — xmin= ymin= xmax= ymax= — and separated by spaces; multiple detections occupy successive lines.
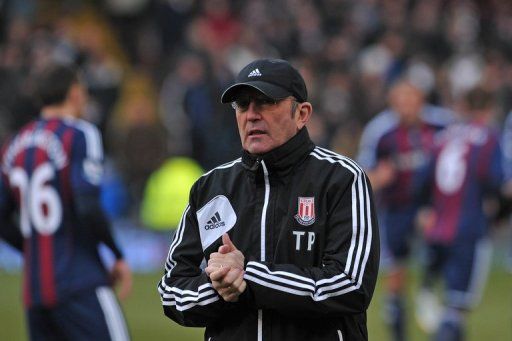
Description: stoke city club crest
xmin=294 ymin=197 xmax=316 ymax=226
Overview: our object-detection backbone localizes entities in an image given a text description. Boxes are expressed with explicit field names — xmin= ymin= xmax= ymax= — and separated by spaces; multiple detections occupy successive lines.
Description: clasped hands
xmin=205 ymin=233 xmax=247 ymax=302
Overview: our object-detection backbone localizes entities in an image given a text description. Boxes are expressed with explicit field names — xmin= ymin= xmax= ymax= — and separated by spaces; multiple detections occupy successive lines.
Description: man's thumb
xmin=222 ymin=233 xmax=237 ymax=251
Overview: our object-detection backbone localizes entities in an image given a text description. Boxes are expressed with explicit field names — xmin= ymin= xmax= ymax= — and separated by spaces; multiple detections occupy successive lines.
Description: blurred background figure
xmin=417 ymin=86 xmax=503 ymax=341
xmin=357 ymin=79 xmax=454 ymax=341
xmin=140 ymin=156 xmax=203 ymax=233
xmin=158 ymin=52 xmax=240 ymax=171
xmin=500 ymin=110 xmax=512 ymax=272
xmin=0 ymin=64 xmax=131 ymax=340
xmin=107 ymin=71 xmax=167 ymax=221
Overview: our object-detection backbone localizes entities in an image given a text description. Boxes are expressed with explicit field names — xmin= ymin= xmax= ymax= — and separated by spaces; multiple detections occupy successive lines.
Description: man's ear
xmin=296 ymin=102 xmax=313 ymax=130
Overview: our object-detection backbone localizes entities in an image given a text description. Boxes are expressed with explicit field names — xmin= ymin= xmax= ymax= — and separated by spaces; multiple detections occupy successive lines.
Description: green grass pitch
xmin=0 ymin=270 xmax=510 ymax=340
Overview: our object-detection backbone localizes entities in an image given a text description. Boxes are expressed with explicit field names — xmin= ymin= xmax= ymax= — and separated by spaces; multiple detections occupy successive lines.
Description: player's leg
xmin=436 ymin=237 xmax=492 ymax=341
xmin=383 ymin=264 xmax=406 ymax=341
xmin=55 ymin=286 xmax=130 ymax=341
xmin=415 ymin=242 xmax=444 ymax=334
xmin=419 ymin=242 xmax=445 ymax=290
xmin=27 ymin=306 xmax=67 ymax=341
xmin=381 ymin=209 xmax=416 ymax=341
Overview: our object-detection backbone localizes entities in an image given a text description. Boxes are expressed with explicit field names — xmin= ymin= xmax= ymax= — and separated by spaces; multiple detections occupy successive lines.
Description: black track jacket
xmin=158 ymin=128 xmax=380 ymax=340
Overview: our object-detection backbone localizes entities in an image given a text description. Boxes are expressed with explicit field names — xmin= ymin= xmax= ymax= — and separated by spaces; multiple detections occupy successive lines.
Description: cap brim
xmin=220 ymin=81 xmax=291 ymax=103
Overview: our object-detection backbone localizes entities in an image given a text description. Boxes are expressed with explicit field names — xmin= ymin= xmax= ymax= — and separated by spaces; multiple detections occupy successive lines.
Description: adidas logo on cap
xmin=247 ymin=68 xmax=262 ymax=77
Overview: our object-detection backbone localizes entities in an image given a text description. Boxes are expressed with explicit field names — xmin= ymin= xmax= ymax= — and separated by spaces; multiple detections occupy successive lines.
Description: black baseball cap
xmin=221 ymin=58 xmax=308 ymax=103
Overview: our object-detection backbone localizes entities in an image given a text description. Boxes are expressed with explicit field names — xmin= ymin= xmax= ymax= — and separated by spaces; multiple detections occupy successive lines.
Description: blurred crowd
xmin=3 ymin=0 xmax=512 ymax=223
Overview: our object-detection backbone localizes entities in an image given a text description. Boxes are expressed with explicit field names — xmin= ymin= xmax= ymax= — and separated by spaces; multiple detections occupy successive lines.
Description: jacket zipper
xmin=258 ymin=160 xmax=270 ymax=341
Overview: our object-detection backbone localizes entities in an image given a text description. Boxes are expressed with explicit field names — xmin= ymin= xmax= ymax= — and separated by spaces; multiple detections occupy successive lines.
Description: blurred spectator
xmin=108 ymin=71 xmax=168 ymax=219
xmin=158 ymin=52 xmax=202 ymax=157
xmin=103 ymin=0 xmax=153 ymax=63
xmin=75 ymin=16 xmax=125 ymax=138
xmin=159 ymin=52 xmax=239 ymax=170
xmin=193 ymin=0 xmax=240 ymax=55
xmin=154 ymin=0 xmax=196 ymax=56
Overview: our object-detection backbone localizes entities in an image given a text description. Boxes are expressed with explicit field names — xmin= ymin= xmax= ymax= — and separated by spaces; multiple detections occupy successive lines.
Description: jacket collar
xmin=241 ymin=127 xmax=315 ymax=176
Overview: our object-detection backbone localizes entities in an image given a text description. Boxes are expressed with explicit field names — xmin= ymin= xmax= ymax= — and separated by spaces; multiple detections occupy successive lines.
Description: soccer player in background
xmin=500 ymin=110 xmax=512 ymax=272
xmin=357 ymin=79 xmax=454 ymax=341
xmin=418 ymin=86 xmax=503 ymax=341
xmin=0 ymin=64 xmax=132 ymax=340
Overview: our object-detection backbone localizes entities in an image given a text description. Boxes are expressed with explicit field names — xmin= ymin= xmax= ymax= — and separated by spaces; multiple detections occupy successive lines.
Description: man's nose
xmin=246 ymin=102 xmax=262 ymax=121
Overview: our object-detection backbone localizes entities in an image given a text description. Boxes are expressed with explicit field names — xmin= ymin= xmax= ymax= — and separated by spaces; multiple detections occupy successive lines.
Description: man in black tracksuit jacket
xmin=158 ymin=59 xmax=379 ymax=340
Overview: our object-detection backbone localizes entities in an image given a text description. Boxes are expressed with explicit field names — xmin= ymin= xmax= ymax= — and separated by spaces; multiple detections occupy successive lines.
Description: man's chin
xmin=245 ymin=143 xmax=272 ymax=155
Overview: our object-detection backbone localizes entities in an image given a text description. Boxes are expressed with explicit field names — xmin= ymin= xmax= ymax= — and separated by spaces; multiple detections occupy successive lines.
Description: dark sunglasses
xmin=231 ymin=94 xmax=280 ymax=111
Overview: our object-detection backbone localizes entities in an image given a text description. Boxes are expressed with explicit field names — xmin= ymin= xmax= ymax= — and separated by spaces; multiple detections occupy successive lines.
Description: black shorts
xmin=380 ymin=207 xmax=417 ymax=267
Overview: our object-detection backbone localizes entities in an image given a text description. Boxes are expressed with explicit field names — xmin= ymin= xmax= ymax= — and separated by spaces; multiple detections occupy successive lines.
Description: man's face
xmin=389 ymin=82 xmax=424 ymax=125
xmin=233 ymin=89 xmax=300 ymax=155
